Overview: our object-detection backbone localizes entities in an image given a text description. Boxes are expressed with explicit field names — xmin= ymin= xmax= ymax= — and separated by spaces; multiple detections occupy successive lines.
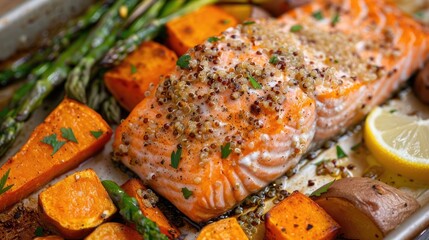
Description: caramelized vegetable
xmin=0 ymin=98 xmax=112 ymax=212
xmin=166 ymin=5 xmax=237 ymax=55
xmin=84 ymin=222 xmax=141 ymax=240
xmin=314 ymin=177 xmax=420 ymax=240
xmin=121 ymin=178 xmax=180 ymax=239
xmin=265 ymin=191 xmax=340 ymax=240
xmin=104 ymin=41 xmax=177 ymax=111
xmin=197 ymin=217 xmax=248 ymax=240
xmin=38 ymin=169 xmax=116 ymax=239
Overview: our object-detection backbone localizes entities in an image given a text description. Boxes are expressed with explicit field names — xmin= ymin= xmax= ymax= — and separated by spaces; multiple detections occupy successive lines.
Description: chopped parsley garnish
xmin=389 ymin=109 xmax=397 ymax=113
xmin=290 ymin=24 xmax=303 ymax=33
xmin=0 ymin=107 xmax=8 ymax=119
xmin=415 ymin=11 xmax=424 ymax=19
xmin=41 ymin=134 xmax=66 ymax=156
xmin=90 ymin=130 xmax=103 ymax=139
xmin=312 ymin=11 xmax=324 ymax=20
xmin=351 ymin=142 xmax=362 ymax=151
xmin=171 ymin=147 xmax=182 ymax=169
xmin=221 ymin=19 xmax=231 ymax=25
xmin=34 ymin=226 xmax=44 ymax=237
xmin=208 ymin=36 xmax=220 ymax=43
xmin=176 ymin=54 xmax=191 ymax=69
xmin=309 ymin=180 xmax=335 ymax=197
xmin=61 ymin=127 xmax=77 ymax=143
xmin=130 ymin=64 xmax=137 ymax=74
xmin=221 ymin=143 xmax=232 ymax=159
xmin=248 ymin=75 xmax=262 ymax=89
xmin=243 ymin=21 xmax=255 ymax=25
xmin=331 ymin=13 xmax=340 ymax=26
xmin=182 ymin=187 xmax=193 ymax=199
xmin=336 ymin=145 xmax=348 ymax=159
xmin=269 ymin=55 xmax=279 ymax=64
xmin=0 ymin=168 xmax=13 ymax=195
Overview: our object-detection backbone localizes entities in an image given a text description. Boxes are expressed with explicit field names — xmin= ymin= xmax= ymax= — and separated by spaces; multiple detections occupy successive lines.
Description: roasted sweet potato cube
xmin=0 ymin=98 xmax=112 ymax=212
xmin=265 ymin=191 xmax=340 ymax=240
xmin=166 ymin=5 xmax=237 ymax=55
xmin=84 ymin=222 xmax=141 ymax=240
xmin=104 ymin=41 xmax=177 ymax=111
xmin=197 ymin=217 xmax=248 ymax=240
xmin=121 ymin=178 xmax=180 ymax=239
xmin=39 ymin=169 xmax=116 ymax=239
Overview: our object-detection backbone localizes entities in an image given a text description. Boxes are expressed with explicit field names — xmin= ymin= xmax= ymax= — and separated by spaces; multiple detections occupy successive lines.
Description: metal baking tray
xmin=0 ymin=1 xmax=428 ymax=239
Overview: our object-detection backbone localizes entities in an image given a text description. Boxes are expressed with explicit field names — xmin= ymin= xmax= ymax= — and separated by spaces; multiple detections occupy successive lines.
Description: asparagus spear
xmin=101 ymin=96 xmax=122 ymax=124
xmin=102 ymin=0 xmax=216 ymax=67
xmin=65 ymin=0 xmax=144 ymax=103
xmin=16 ymin=34 xmax=88 ymax=122
xmin=120 ymin=0 xmax=166 ymax=39
xmin=69 ymin=0 xmax=141 ymax=65
xmin=158 ymin=0 xmax=186 ymax=18
xmin=0 ymin=1 xmax=110 ymax=87
xmin=0 ymin=116 xmax=23 ymax=157
xmin=87 ymin=71 xmax=109 ymax=110
xmin=48 ymin=1 xmax=112 ymax=57
xmin=65 ymin=33 xmax=117 ymax=103
xmin=3 ymin=63 xmax=50 ymax=112
xmin=102 ymin=180 xmax=168 ymax=240
xmin=66 ymin=0 xmax=156 ymax=103
xmin=0 ymin=35 xmax=87 ymax=157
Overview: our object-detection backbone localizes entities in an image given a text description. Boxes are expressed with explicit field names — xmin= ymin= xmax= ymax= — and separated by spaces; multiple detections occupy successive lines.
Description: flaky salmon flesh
xmin=113 ymin=0 xmax=429 ymax=222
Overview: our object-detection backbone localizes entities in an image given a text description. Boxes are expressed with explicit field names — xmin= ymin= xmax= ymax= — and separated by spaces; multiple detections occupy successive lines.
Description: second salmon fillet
xmin=113 ymin=0 xmax=429 ymax=222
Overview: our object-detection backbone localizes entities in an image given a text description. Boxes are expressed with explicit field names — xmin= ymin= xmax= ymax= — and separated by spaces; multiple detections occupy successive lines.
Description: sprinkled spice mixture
xmin=212 ymin=181 xmax=290 ymax=236
xmin=113 ymin=0 xmax=398 ymax=169
xmin=111 ymin=1 xmax=406 ymax=227
xmin=125 ymin=15 xmax=384 ymax=165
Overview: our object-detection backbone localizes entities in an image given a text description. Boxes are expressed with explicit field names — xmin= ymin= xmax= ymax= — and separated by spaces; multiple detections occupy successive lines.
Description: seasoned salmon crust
xmin=113 ymin=0 xmax=429 ymax=222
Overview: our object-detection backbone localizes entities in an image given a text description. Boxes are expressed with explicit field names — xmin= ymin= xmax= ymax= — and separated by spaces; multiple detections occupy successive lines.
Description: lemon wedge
xmin=364 ymin=107 xmax=429 ymax=182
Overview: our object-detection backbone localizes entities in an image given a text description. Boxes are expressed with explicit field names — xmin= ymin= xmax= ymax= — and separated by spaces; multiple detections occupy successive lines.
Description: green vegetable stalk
xmin=0 ymin=1 xmax=110 ymax=87
xmin=0 ymin=34 xmax=87 ymax=157
xmin=65 ymin=0 xmax=142 ymax=103
xmin=102 ymin=180 xmax=168 ymax=240
xmin=102 ymin=0 xmax=216 ymax=67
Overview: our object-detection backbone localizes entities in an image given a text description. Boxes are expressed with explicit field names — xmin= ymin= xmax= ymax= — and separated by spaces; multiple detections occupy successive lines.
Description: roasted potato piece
xmin=314 ymin=177 xmax=420 ymax=240
xmin=84 ymin=222 xmax=141 ymax=240
xmin=166 ymin=5 xmax=237 ymax=55
xmin=197 ymin=217 xmax=248 ymax=240
xmin=104 ymin=41 xmax=177 ymax=111
xmin=121 ymin=179 xmax=180 ymax=239
xmin=0 ymin=98 xmax=112 ymax=212
xmin=39 ymin=169 xmax=116 ymax=239
xmin=265 ymin=191 xmax=340 ymax=240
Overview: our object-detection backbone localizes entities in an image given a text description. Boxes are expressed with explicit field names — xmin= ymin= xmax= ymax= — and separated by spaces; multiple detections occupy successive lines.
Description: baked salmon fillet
xmin=112 ymin=0 xmax=429 ymax=222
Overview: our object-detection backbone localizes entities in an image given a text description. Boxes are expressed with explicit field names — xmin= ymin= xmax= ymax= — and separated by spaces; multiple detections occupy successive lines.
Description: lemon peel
xmin=364 ymin=107 xmax=429 ymax=183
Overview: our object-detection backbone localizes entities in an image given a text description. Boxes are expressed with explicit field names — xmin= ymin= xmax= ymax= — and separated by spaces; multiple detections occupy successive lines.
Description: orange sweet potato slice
xmin=166 ymin=5 xmax=237 ymax=55
xmin=38 ymin=169 xmax=116 ymax=239
xmin=84 ymin=222 xmax=141 ymax=240
xmin=197 ymin=217 xmax=248 ymax=240
xmin=0 ymin=98 xmax=112 ymax=212
xmin=104 ymin=41 xmax=177 ymax=111
xmin=265 ymin=191 xmax=340 ymax=240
